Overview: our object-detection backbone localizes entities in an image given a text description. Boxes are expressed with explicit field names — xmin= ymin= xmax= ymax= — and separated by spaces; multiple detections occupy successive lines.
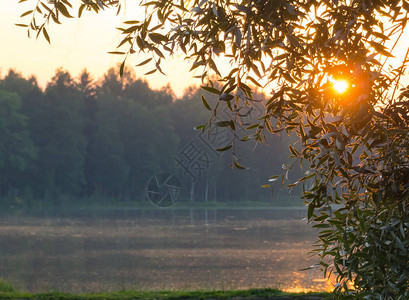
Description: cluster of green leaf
xmin=18 ymin=0 xmax=409 ymax=297
xmin=16 ymin=0 xmax=122 ymax=44
xmin=0 ymin=69 xmax=295 ymax=205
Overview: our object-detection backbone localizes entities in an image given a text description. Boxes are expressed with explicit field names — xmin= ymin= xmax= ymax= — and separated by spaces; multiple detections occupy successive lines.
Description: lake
xmin=0 ymin=207 xmax=331 ymax=293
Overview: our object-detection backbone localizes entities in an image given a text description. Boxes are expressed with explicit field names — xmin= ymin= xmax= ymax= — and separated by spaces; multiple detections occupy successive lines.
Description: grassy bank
xmin=0 ymin=288 xmax=330 ymax=299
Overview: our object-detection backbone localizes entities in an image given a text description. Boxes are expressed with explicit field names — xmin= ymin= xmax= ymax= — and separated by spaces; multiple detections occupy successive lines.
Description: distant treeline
xmin=0 ymin=68 xmax=301 ymax=206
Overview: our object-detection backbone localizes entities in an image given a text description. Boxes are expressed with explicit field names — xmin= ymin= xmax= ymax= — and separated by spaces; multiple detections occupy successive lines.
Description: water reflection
xmin=0 ymin=207 xmax=329 ymax=293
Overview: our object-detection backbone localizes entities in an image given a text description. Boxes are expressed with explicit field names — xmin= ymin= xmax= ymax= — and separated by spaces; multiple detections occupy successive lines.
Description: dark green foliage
xmin=0 ymin=89 xmax=37 ymax=199
xmin=42 ymin=70 xmax=86 ymax=198
xmin=87 ymin=92 xmax=129 ymax=198
xmin=0 ymin=69 xmax=293 ymax=204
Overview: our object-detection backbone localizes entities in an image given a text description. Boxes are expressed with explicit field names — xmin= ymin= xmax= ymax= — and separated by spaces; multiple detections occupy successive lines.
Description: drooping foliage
xmin=18 ymin=0 xmax=409 ymax=296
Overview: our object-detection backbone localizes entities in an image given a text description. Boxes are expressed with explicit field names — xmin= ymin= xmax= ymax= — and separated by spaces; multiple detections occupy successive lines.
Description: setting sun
xmin=333 ymin=79 xmax=349 ymax=94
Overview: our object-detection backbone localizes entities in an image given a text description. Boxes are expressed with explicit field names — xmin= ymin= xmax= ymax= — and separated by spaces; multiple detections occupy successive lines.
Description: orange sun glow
xmin=333 ymin=79 xmax=349 ymax=94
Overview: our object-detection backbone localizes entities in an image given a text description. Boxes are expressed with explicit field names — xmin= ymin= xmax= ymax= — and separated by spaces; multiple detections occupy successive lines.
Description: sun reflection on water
xmin=282 ymin=272 xmax=335 ymax=293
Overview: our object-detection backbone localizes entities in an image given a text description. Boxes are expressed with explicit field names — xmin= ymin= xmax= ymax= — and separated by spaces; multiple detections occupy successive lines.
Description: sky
xmin=0 ymin=1 xmax=197 ymax=97
xmin=3 ymin=2 xmax=409 ymax=99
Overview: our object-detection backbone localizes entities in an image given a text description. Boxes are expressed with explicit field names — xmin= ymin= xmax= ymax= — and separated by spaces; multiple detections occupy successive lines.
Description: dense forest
xmin=0 ymin=68 xmax=301 ymax=206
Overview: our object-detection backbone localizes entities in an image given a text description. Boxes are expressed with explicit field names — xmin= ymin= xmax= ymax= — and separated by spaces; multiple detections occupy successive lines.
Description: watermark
xmin=173 ymin=104 xmax=263 ymax=182
xmin=146 ymin=172 xmax=182 ymax=207
xmin=146 ymin=100 xmax=264 ymax=207
xmin=174 ymin=141 xmax=214 ymax=181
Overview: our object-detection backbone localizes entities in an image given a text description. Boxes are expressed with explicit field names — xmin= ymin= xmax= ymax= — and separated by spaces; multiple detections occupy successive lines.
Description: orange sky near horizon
xmin=0 ymin=2 xmax=198 ymax=98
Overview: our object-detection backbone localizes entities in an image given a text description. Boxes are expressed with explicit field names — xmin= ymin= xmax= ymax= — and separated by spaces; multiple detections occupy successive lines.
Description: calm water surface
xmin=0 ymin=207 xmax=330 ymax=293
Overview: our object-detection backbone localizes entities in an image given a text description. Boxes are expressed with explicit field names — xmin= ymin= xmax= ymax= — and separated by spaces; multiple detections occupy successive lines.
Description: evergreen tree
xmin=37 ymin=69 xmax=86 ymax=200
xmin=0 ymin=89 xmax=37 ymax=200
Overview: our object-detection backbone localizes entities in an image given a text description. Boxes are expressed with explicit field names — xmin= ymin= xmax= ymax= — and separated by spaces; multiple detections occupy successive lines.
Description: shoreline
xmin=0 ymin=288 xmax=330 ymax=299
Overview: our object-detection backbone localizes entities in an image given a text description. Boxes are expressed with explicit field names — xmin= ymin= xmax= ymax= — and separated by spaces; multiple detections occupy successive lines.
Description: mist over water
xmin=0 ymin=58 xmax=321 ymax=295
xmin=0 ymin=207 xmax=328 ymax=293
